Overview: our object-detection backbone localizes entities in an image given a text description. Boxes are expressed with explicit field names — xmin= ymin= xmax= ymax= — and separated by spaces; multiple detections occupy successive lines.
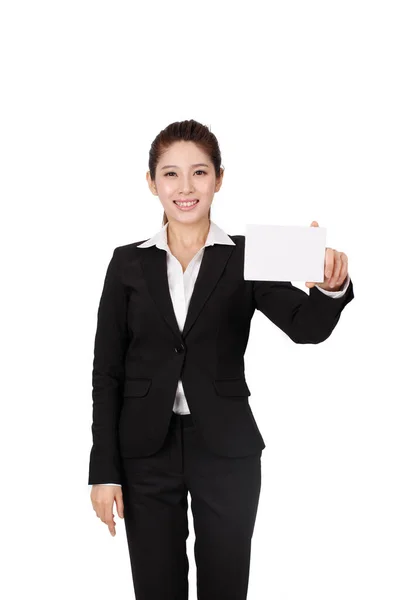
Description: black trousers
xmin=121 ymin=411 xmax=262 ymax=600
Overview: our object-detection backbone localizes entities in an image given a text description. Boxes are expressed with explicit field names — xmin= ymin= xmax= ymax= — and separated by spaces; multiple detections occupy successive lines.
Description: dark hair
xmin=148 ymin=119 xmax=223 ymax=226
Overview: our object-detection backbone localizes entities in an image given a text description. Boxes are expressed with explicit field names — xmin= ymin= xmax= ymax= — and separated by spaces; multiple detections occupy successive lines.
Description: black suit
xmin=88 ymin=234 xmax=354 ymax=598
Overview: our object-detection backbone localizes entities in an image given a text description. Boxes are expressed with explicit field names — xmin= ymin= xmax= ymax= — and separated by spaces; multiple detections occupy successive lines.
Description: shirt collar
xmin=137 ymin=219 xmax=236 ymax=251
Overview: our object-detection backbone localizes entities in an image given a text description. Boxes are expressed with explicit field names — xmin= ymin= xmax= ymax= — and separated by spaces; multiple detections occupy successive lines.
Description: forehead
xmin=159 ymin=141 xmax=209 ymax=164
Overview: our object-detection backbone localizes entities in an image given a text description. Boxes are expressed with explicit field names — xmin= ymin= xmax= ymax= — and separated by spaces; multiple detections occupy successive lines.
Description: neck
xmin=167 ymin=218 xmax=210 ymax=250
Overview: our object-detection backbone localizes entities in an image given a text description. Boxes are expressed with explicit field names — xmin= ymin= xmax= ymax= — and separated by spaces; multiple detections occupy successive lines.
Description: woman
xmin=89 ymin=119 xmax=354 ymax=599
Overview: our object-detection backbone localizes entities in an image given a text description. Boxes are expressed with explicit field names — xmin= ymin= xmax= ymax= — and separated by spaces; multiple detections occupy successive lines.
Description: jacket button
xmin=174 ymin=343 xmax=185 ymax=353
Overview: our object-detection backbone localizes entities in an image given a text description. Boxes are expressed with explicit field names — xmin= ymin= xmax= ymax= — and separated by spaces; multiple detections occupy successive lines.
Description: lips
xmin=173 ymin=200 xmax=199 ymax=204
xmin=173 ymin=199 xmax=199 ymax=211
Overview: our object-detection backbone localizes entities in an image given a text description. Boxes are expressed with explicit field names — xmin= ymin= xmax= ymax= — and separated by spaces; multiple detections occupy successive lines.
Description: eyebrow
xmin=160 ymin=163 xmax=210 ymax=170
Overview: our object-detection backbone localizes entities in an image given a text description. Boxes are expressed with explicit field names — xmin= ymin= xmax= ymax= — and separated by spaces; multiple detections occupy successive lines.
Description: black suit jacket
xmin=88 ymin=234 xmax=354 ymax=485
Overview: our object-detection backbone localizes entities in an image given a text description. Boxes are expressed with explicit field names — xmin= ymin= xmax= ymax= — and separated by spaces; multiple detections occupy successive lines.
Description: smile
xmin=173 ymin=200 xmax=199 ymax=210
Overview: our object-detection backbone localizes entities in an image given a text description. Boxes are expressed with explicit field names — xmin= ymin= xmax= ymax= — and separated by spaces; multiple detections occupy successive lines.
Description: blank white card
xmin=243 ymin=224 xmax=327 ymax=282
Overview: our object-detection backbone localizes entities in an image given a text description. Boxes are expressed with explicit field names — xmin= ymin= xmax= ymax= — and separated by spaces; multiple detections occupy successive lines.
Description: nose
xmin=179 ymin=175 xmax=195 ymax=195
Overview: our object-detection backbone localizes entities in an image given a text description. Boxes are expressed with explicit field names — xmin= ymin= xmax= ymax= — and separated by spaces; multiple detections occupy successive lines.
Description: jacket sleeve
xmin=88 ymin=247 xmax=129 ymax=485
xmin=252 ymin=276 xmax=354 ymax=344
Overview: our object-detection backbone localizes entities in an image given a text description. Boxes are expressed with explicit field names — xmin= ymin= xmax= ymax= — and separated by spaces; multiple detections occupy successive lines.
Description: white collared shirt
xmin=100 ymin=219 xmax=350 ymax=485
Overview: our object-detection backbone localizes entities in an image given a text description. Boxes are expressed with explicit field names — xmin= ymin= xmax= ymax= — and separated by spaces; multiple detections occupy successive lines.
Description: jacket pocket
xmin=123 ymin=378 xmax=152 ymax=397
xmin=213 ymin=377 xmax=251 ymax=397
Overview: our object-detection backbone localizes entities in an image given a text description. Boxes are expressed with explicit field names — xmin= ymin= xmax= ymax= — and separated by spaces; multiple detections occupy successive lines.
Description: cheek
xmin=158 ymin=179 xmax=176 ymax=197
xmin=199 ymin=179 xmax=215 ymax=196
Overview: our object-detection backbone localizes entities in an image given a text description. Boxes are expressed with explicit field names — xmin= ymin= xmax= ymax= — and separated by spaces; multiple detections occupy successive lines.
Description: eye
xmin=164 ymin=170 xmax=207 ymax=177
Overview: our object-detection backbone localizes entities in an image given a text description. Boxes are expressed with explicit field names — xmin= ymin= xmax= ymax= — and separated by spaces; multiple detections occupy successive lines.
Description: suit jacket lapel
xmin=139 ymin=244 xmax=235 ymax=341
xmin=182 ymin=244 xmax=234 ymax=338
xmin=139 ymin=246 xmax=181 ymax=340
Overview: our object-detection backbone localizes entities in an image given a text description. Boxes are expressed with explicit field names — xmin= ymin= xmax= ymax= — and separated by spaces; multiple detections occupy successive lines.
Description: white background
xmin=1 ymin=1 xmax=399 ymax=599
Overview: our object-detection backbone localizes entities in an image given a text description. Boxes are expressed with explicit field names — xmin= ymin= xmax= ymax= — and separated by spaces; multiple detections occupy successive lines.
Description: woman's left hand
xmin=305 ymin=221 xmax=349 ymax=292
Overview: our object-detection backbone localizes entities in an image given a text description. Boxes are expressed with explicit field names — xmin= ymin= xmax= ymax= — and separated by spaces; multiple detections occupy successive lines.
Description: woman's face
xmin=147 ymin=140 xmax=223 ymax=224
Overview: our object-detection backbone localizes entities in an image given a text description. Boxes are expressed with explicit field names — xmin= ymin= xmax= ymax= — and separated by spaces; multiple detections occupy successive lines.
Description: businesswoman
xmin=89 ymin=119 xmax=354 ymax=600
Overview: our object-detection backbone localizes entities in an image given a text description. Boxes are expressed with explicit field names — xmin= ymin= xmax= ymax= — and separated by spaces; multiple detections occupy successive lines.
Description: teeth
xmin=175 ymin=200 xmax=198 ymax=207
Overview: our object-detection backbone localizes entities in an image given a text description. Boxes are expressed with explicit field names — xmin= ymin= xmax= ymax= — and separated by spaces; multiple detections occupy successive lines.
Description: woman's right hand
xmin=90 ymin=484 xmax=124 ymax=536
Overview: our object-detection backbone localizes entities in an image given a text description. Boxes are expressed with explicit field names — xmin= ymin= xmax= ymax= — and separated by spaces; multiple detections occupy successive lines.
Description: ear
xmin=146 ymin=171 xmax=158 ymax=196
xmin=215 ymin=167 xmax=224 ymax=192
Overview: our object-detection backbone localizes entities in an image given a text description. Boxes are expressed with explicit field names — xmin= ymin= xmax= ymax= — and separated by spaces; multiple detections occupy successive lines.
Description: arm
xmin=88 ymin=247 xmax=129 ymax=485
xmin=252 ymin=274 xmax=354 ymax=344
